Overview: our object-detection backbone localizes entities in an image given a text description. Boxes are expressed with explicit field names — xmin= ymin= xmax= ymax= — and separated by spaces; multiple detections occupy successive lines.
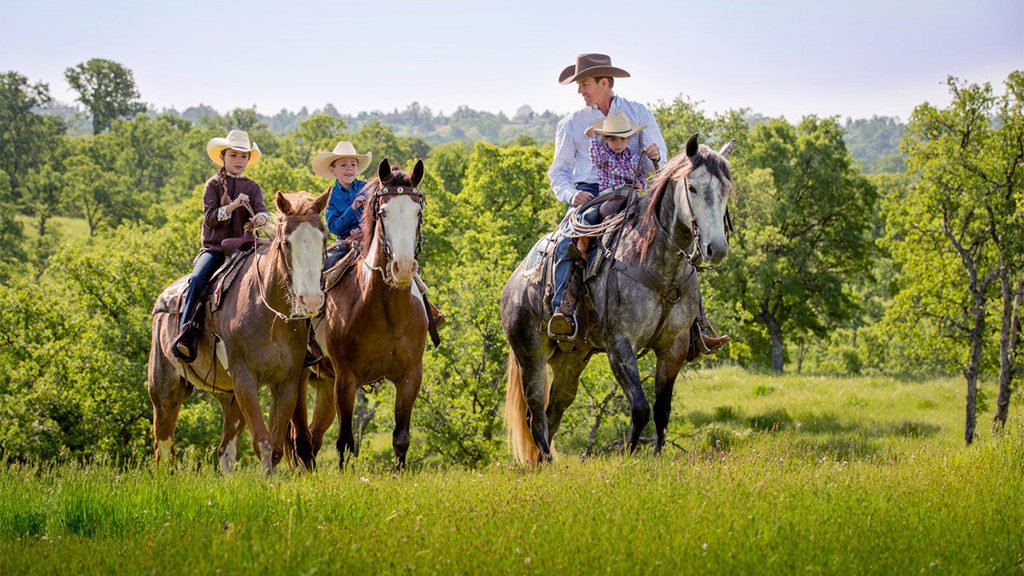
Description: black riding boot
xmin=172 ymin=285 xmax=203 ymax=363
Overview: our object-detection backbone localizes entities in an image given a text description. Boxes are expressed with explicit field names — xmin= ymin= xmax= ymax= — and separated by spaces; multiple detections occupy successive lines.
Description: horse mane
xmin=635 ymin=144 xmax=732 ymax=261
xmin=359 ymin=166 xmax=416 ymax=256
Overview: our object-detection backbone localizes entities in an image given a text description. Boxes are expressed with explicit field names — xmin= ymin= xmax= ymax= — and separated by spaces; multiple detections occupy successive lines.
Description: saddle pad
xmin=210 ymin=249 xmax=255 ymax=312
xmin=323 ymin=249 xmax=359 ymax=292
xmin=152 ymin=276 xmax=190 ymax=316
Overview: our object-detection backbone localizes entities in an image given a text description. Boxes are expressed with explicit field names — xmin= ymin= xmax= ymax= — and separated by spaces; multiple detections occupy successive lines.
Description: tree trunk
xmin=994 ymin=277 xmax=1022 ymax=430
xmin=963 ymin=289 xmax=987 ymax=446
xmin=761 ymin=303 xmax=784 ymax=374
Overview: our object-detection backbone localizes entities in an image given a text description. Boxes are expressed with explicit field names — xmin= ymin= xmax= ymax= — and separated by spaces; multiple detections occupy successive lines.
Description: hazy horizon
xmin=3 ymin=0 xmax=1021 ymax=123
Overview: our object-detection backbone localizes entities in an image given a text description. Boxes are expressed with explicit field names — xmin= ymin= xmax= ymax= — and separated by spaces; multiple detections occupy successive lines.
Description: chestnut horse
xmin=503 ymin=135 xmax=734 ymax=465
xmin=148 ymin=191 xmax=330 ymax=474
xmin=291 ymin=159 xmax=429 ymax=468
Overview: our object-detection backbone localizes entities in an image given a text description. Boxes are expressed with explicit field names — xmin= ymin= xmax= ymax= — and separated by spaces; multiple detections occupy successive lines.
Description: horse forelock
xmin=636 ymin=145 xmax=731 ymax=260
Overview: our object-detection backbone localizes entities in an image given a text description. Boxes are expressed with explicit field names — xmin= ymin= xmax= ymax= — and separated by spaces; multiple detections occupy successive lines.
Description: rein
xmin=255 ymin=213 xmax=326 ymax=321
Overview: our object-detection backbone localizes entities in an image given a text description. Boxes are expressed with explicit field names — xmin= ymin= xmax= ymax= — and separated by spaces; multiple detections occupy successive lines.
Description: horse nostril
xmin=706 ymin=245 xmax=714 ymax=260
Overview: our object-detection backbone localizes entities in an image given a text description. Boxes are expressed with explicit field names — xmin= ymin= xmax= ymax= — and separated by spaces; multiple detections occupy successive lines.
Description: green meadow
xmin=2 ymin=367 xmax=1021 ymax=575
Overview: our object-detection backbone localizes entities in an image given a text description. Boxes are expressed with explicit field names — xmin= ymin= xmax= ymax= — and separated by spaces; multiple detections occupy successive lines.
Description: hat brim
xmin=207 ymin=140 xmax=261 ymax=167
xmin=594 ymin=124 xmax=646 ymax=138
xmin=559 ymin=64 xmax=630 ymax=85
xmin=311 ymin=151 xmax=373 ymax=180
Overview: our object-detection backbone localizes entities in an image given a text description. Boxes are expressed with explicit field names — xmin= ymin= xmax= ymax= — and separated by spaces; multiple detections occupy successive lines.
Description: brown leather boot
xmin=428 ymin=300 xmax=445 ymax=330
xmin=698 ymin=316 xmax=730 ymax=353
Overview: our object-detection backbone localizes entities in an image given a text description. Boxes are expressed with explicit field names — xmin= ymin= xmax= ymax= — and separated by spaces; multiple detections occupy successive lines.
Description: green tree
xmin=716 ymin=116 xmax=877 ymax=373
xmin=0 ymin=71 xmax=65 ymax=200
xmin=415 ymin=142 xmax=558 ymax=465
xmin=351 ymin=121 xmax=413 ymax=168
xmin=64 ymin=59 xmax=145 ymax=134
xmin=885 ymin=73 xmax=1024 ymax=443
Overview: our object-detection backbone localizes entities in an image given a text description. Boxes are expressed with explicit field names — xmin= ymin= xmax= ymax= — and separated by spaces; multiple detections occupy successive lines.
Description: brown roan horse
xmin=291 ymin=159 xmax=429 ymax=469
xmin=148 ymin=191 xmax=330 ymax=474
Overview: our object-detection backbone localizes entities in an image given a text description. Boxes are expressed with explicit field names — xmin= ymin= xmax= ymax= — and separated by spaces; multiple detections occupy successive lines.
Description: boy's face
xmin=330 ymin=157 xmax=360 ymax=186
xmin=605 ymin=136 xmax=628 ymax=154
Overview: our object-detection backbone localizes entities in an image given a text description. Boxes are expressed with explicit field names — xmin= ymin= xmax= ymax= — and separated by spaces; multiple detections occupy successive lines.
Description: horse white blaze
xmin=381 ymin=195 xmax=421 ymax=287
xmin=288 ymin=222 xmax=325 ymax=316
xmin=684 ymin=168 xmax=730 ymax=266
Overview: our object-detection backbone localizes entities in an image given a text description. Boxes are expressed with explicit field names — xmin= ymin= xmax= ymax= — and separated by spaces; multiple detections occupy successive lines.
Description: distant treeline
xmin=38 ymin=100 xmax=907 ymax=173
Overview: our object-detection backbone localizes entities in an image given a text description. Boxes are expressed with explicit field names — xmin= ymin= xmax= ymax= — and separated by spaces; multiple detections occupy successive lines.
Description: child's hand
xmin=352 ymin=195 xmax=365 ymax=210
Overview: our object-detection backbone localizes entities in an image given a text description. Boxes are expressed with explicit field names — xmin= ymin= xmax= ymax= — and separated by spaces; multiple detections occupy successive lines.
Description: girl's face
xmin=330 ymin=157 xmax=360 ymax=187
xmin=605 ymin=136 xmax=628 ymax=154
xmin=223 ymin=149 xmax=251 ymax=175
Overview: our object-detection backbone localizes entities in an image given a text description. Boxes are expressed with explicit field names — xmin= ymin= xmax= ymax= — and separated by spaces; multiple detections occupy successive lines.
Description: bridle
xmin=658 ymin=168 xmax=731 ymax=269
xmin=366 ymin=184 xmax=425 ymax=286
xmin=255 ymin=213 xmax=327 ymax=321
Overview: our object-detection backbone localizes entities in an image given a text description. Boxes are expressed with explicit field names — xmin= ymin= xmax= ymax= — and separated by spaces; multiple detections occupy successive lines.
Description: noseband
xmin=367 ymin=185 xmax=425 ymax=285
xmin=256 ymin=212 xmax=327 ymax=321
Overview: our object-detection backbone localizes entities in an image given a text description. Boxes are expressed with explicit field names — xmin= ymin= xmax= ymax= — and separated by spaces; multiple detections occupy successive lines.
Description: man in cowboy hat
xmin=312 ymin=141 xmax=373 ymax=269
xmin=547 ymin=53 xmax=667 ymax=339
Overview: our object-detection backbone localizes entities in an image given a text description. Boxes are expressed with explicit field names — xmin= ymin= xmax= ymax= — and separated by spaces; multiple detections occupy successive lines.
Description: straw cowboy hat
xmin=589 ymin=113 xmax=646 ymax=138
xmin=311 ymin=141 xmax=373 ymax=179
xmin=558 ymin=53 xmax=631 ymax=85
xmin=206 ymin=129 xmax=261 ymax=167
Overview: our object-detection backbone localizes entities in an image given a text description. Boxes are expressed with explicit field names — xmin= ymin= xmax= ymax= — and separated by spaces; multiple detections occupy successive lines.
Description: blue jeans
xmin=552 ymin=183 xmax=601 ymax=313
xmin=179 ymin=251 xmax=225 ymax=332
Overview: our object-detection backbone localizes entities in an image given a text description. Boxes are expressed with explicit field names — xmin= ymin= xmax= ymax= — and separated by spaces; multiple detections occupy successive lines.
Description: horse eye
xmin=688 ymin=185 xmax=697 ymax=194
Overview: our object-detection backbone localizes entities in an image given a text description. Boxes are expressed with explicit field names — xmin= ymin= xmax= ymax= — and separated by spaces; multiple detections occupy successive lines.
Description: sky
xmin=2 ymin=0 xmax=1022 ymax=122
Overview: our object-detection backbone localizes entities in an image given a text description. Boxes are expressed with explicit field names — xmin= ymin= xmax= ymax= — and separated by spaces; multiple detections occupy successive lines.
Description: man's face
xmin=577 ymin=77 xmax=611 ymax=108
xmin=330 ymin=157 xmax=360 ymax=186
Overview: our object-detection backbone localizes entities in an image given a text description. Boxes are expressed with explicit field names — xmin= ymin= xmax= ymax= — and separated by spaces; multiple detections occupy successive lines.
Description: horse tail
xmin=504 ymin=349 xmax=551 ymax=466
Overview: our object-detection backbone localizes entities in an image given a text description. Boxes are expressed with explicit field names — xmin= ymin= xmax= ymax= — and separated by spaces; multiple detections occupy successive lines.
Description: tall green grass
xmin=2 ymin=368 xmax=1022 ymax=574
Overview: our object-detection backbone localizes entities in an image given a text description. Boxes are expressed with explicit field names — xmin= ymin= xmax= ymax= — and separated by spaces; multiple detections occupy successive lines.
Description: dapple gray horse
xmin=503 ymin=134 xmax=734 ymax=465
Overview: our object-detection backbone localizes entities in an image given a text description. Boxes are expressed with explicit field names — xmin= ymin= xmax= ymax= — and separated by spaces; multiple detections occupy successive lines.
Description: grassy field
xmin=1 ymin=367 xmax=1022 ymax=574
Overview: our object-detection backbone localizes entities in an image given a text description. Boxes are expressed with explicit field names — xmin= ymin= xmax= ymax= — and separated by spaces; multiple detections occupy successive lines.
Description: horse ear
xmin=685 ymin=133 xmax=699 ymax=158
xmin=378 ymin=158 xmax=391 ymax=182
xmin=719 ymin=139 xmax=736 ymax=158
xmin=312 ymin=187 xmax=331 ymax=214
xmin=275 ymin=191 xmax=291 ymax=214
xmin=411 ymin=159 xmax=424 ymax=187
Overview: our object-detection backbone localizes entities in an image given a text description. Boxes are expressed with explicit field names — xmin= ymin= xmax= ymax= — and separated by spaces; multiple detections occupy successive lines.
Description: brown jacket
xmin=201 ymin=173 xmax=267 ymax=253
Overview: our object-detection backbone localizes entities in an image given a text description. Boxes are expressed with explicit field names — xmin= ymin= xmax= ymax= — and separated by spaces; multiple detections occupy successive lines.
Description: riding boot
xmin=548 ymin=243 xmax=583 ymax=339
xmin=698 ymin=312 xmax=731 ymax=353
xmin=304 ymin=319 xmax=323 ymax=367
xmin=171 ymin=294 xmax=203 ymax=363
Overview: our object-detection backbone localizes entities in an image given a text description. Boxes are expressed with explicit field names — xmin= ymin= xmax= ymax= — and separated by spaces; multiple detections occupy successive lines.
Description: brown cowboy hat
xmin=558 ymin=53 xmax=631 ymax=85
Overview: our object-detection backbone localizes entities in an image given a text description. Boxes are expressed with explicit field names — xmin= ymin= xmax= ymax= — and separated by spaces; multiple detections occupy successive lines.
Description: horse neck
xmin=254 ymin=240 xmax=293 ymax=314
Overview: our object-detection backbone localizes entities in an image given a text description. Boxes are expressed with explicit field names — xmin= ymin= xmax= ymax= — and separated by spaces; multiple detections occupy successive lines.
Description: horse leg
xmin=334 ymin=373 xmax=359 ymax=468
xmin=286 ymin=370 xmax=313 ymax=470
xmin=231 ymin=366 xmax=275 ymax=475
xmin=392 ymin=364 xmax=424 ymax=469
xmin=546 ymin=353 xmax=587 ymax=443
xmin=653 ymin=348 xmax=686 ymax=454
xmin=213 ymin=392 xmax=245 ymax=473
xmin=267 ymin=374 xmax=304 ymax=471
xmin=607 ymin=337 xmax=651 ymax=454
xmin=309 ymin=373 xmax=337 ymax=457
xmin=148 ymin=319 xmax=192 ymax=465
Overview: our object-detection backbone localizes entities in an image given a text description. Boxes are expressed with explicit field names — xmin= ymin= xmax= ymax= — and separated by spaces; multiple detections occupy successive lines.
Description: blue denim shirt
xmin=324 ymin=179 xmax=367 ymax=238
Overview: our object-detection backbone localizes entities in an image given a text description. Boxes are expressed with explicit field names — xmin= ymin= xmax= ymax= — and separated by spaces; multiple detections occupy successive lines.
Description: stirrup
xmin=547 ymin=312 xmax=578 ymax=341
xmin=171 ymin=329 xmax=198 ymax=363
